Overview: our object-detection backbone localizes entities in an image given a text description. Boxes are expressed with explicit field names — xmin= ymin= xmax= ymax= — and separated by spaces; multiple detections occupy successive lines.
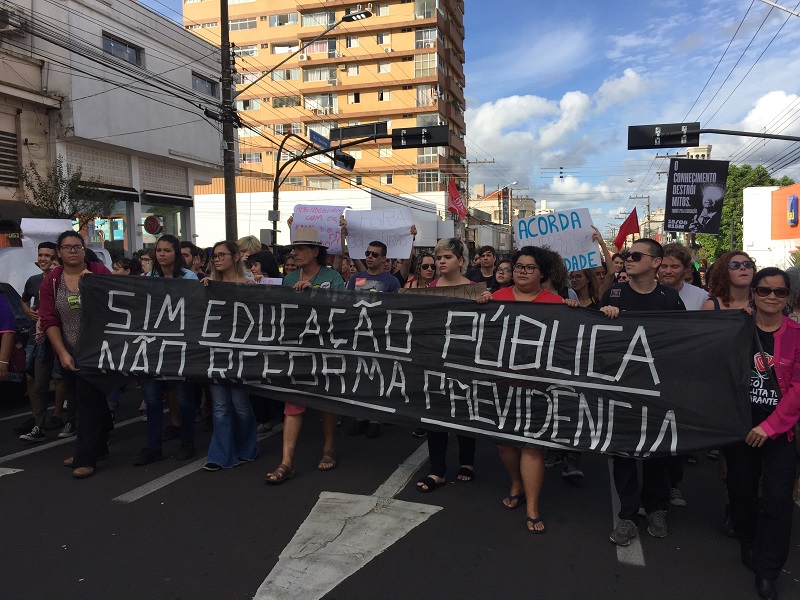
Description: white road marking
xmin=608 ymin=458 xmax=646 ymax=567
xmin=0 ymin=410 xmax=35 ymax=422
xmin=113 ymin=425 xmax=283 ymax=503
xmin=0 ymin=467 xmax=22 ymax=478
xmin=254 ymin=442 xmax=440 ymax=600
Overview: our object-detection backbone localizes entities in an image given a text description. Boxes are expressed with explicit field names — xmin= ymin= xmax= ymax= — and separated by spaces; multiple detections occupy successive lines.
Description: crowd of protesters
xmin=2 ymin=222 xmax=800 ymax=600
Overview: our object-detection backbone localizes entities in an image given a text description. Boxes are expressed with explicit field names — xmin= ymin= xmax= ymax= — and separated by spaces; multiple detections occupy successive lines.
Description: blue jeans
xmin=207 ymin=385 xmax=258 ymax=468
xmin=144 ymin=380 xmax=195 ymax=449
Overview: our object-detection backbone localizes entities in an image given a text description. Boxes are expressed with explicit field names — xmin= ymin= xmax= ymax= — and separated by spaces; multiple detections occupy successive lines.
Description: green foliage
xmin=696 ymin=164 xmax=794 ymax=262
xmin=15 ymin=155 xmax=114 ymax=230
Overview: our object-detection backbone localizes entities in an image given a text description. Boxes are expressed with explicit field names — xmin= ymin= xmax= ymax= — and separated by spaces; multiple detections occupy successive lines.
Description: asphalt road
xmin=1 ymin=386 xmax=799 ymax=600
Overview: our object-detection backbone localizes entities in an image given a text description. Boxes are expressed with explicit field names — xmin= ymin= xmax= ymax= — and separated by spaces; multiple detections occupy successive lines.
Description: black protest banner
xmin=398 ymin=282 xmax=487 ymax=299
xmin=75 ymin=275 xmax=752 ymax=456
xmin=664 ymin=158 xmax=730 ymax=233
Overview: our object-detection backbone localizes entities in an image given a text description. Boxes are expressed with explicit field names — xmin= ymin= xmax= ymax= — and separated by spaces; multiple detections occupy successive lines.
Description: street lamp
xmin=220 ymin=8 xmax=372 ymax=242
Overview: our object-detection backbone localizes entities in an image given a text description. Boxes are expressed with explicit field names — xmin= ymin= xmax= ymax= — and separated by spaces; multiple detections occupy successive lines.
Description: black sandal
xmin=265 ymin=463 xmax=295 ymax=485
xmin=526 ymin=516 xmax=547 ymax=534
xmin=503 ymin=492 xmax=526 ymax=510
xmin=416 ymin=475 xmax=444 ymax=493
xmin=456 ymin=466 xmax=476 ymax=482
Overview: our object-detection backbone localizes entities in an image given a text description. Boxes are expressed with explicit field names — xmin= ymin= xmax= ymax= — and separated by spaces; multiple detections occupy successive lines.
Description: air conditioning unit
xmin=384 ymin=47 xmax=393 ymax=53
xmin=338 ymin=63 xmax=346 ymax=71
xmin=0 ymin=8 xmax=25 ymax=36
xmin=315 ymin=108 xmax=330 ymax=115
xmin=424 ymin=41 xmax=435 ymax=48
xmin=327 ymin=78 xmax=339 ymax=87
xmin=298 ymin=54 xmax=308 ymax=61
xmin=334 ymin=51 xmax=342 ymax=58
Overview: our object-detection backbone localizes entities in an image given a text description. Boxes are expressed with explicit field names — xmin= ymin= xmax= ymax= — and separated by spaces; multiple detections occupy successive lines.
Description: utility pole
xmin=219 ymin=0 xmax=237 ymax=241
xmin=629 ymin=194 xmax=650 ymax=237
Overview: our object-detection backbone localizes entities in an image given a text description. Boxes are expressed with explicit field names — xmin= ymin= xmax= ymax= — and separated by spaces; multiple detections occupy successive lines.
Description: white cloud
xmin=594 ymin=69 xmax=647 ymax=112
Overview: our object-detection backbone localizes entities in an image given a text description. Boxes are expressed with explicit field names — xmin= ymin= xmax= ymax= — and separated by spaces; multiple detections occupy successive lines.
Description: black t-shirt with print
xmin=599 ymin=282 xmax=686 ymax=312
xmin=750 ymin=328 xmax=781 ymax=424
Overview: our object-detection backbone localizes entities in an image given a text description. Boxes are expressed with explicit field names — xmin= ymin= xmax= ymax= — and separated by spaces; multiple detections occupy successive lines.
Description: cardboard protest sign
xmin=76 ymin=275 xmax=753 ymax=456
xmin=292 ymin=205 xmax=347 ymax=255
xmin=346 ymin=208 xmax=414 ymax=259
xmin=664 ymin=158 xmax=729 ymax=233
xmin=399 ymin=282 xmax=486 ymax=300
xmin=514 ymin=208 xmax=599 ymax=270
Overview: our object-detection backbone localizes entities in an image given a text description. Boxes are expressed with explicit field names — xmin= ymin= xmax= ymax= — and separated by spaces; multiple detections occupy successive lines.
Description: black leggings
xmin=426 ymin=431 xmax=475 ymax=478
xmin=61 ymin=370 xmax=112 ymax=469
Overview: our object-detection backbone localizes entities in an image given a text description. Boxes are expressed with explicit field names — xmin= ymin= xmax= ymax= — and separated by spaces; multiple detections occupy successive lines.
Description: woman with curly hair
xmin=403 ymin=251 xmax=437 ymax=289
xmin=703 ymin=250 xmax=755 ymax=310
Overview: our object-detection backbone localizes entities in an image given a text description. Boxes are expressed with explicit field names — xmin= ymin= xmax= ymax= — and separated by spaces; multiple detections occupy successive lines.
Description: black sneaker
xmin=203 ymin=462 xmax=222 ymax=471
xmin=132 ymin=447 xmax=163 ymax=466
xmin=412 ymin=428 xmax=426 ymax=438
xmin=175 ymin=443 xmax=195 ymax=461
xmin=57 ymin=422 xmax=76 ymax=438
xmin=13 ymin=417 xmax=35 ymax=434
xmin=45 ymin=416 xmax=64 ymax=431
xmin=19 ymin=425 xmax=46 ymax=443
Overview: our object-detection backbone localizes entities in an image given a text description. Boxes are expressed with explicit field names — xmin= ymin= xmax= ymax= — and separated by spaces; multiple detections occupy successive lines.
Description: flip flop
xmin=503 ymin=492 xmax=526 ymax=510
xmin=526 ymin=516 xmax=547 ymax=534
xmin=318 ymin=452 xmax=337 ymax=471
xmin=456 ymin=466 xmax=476 ymax=482
xmin=265 ymin=463 xmax=295 ymax=485
xmin=416 ymin=475 xmax=445 ymax=493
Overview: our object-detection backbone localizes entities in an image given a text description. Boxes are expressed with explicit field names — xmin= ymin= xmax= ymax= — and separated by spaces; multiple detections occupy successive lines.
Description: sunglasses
xmin=728 ymin=260 xmax=755 ymax=270
xmin=621 ymin=251 xmax=654 ymax=262
xmin=753 ymin=286 xmax=790 ymax=299
xmin=365 ymin=250 xmax=383 ymax=258
xmin=420 ymin=264 xmax=435 ymax=270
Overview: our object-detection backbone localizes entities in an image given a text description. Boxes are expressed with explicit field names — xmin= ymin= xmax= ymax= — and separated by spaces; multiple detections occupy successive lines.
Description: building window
xmin=417 ymin=169 xmax=441 ymax=192
xmin=0 ymin=130 xmax=19 ymax=186
xmin=379 ymin=146 xmax=392 ymax=158
xmin=102 ymin=33 xmax=141 ymax=66
xmin=377 ymin=32 xmax=391 ymax=45
xmin=202 ymin=22 xmax=218 ymax=28
xmin=306 ymin=176 xmax=340 ymax=189
xmin=301 ymin=11 xmax=335 ymax=27
xmin=235 ymin=99 xmax=260 ymax=111
xmin=377 ymin=61 xmax=391 ymax=74
xmin=234 ymin=72 xmax=259 ymax=85
xmin=233 ymin=45 xmax=257 ymax=57
xmin=271 ymin=43 xmax=299 ymax=54
xmin=272 ymin=95 xmax=301 ymax=108
xmin=380 ymin=173 xmax=393 ymax=185
xmin=376 ymin=3 xmax=390 ymax=16
xmin=284 ymin=176 xmax=303 ymax=186
xmin=269 ymin=12 xmax=298 ymax=27
xmin=261 ymin=43 xmax=269 ymax=49
xmin=346 ymin=36 xmax=359 ymax=48
xmin=414 ymin=53 xmax=437 ymax=77
xmin=229 ymin=18 xmax=257 ymax=31
xmin=272 ymin=68 xmax=300 ymax=81
xmin=378 ymin=89 xmax=391 ymax=102
xmin=184 ymin=24 xmax=201 ymax=30
xmin=417 ymin=112 xmax=441 ymax=126
xmin=192 ymin=73 xmax=217 ymax=96
xmin=351 ymin=175 xmax=363 ymax=186
xmin=415 ymin=26 xmax=438 ymax=48
xmin=240 ymin=152 xmax=262 ymax=164
xmin=349 ymin=149 xmax=362 ymax=159
xmin=416 ymin=85 xmax=436 ymax=107
xmin=347 ymin=64 xmax=359 ymax=76
xmin=238 ymin=126 xmax=261 ymax=138
xmin=304 ymin=93 xmax=337 ymax=112
xmin=303 ymin=66 xmax=336 ymax=82
xmin=418 ymin=147 xmax=437 ymax=164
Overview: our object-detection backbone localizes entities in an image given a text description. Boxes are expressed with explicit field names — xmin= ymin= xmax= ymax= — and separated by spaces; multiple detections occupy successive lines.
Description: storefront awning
xmin=77 ymin=183 xmax=140 ymax=204
xmin=142 ymin=190 xmax=193 ymax=207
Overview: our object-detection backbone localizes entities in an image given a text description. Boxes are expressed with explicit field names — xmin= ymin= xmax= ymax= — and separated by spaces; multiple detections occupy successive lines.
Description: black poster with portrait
xmin=664 ymin=158 xmax=730 ymax=234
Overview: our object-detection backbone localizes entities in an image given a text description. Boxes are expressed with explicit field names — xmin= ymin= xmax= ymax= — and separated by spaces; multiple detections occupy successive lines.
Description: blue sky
xmin=142 ymin=0 xmax=800 ymax=233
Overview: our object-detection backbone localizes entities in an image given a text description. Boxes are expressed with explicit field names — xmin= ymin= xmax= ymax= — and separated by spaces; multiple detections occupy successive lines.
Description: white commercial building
xmin=743 ymin=184 xmax=800 ymax=268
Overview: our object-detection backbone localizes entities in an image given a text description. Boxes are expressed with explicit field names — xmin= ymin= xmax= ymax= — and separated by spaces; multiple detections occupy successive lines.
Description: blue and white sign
xmin=514 ymin=208 xmax=599 ymax=270
xmin=309 ymin=130 xmax=330 ymax=150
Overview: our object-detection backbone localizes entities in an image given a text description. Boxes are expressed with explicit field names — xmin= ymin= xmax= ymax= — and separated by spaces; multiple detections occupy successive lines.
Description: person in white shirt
xmin=658 ymin=243 xmax=708 ymax=310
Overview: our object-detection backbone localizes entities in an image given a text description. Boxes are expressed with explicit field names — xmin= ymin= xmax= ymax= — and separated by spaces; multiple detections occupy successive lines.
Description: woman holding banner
xmin=724 ymin=268 xmax=800 ymax=600
xmin=492 ymin=246 xmax=565 ymax=534
xmin=201 ymin=241 xmax=259 ymax=471
xmin=416 ymin=239 xmax=492 ymax=493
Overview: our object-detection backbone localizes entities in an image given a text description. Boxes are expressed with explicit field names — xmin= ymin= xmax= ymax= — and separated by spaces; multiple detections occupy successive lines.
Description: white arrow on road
xmin=254 ymin=442 xmax=439 ymax=600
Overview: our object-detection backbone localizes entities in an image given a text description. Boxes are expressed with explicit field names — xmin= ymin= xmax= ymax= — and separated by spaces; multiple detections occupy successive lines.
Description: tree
xmin=15 ymin=155 xmax=115 ymax=230
xmin=696 ymin=164 xmax=793 ymax=261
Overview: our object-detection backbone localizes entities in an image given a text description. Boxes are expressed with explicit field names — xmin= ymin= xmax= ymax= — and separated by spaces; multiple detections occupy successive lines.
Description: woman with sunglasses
xmin=134 ymin=235 xmax=199 ymax=466
xmin=404 ymin=252 xmax=437 ymax=289
xmin=490 ymin=246 xmax=564 ymax=534
xmin=703 ymin=251 xmax=756 ymax=311
xmin=724 ymin=268 xmax=800 ymax=600
xmin=38 ymin=231 xmax=111 ymax=478
xmin=202 ymin=241 xmax=259 ymax=471
xmin=490 ymin=259 xmax=514 ymax=293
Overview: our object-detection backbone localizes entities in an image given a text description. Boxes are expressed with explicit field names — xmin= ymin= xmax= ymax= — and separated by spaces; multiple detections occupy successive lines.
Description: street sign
xmin=628 ymin=122 xmax=700 ymax=150
xmin=329 ymin=122 xmax=388 ymax=142
xmin=391 ymin=125 xmax=449 ymax=149
xmin=308 ymin=129 xmax=330 ymax=150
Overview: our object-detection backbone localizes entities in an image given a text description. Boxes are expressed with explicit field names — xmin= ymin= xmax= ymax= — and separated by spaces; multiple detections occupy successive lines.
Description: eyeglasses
xmin=365 ymin=250 xmax=383 ymax=258
xmin=496 ymin=267 xmax=512 ymax=274
xmin=753 ymin=286 xmax=790 ymax=299
xmin=59 ymin=244 xmax=84 ymax=252
xmin=420 ymin=264 xmax=435 ymax=270
xmin=212 ymin=253 xmax=232 ymax=260
xmin=513 ymin=264 xmax=540 ymax=274
xmin=621 ymin=251 xmax=655 ymax=262
xmin=729 ymin=260 xmax=755 ymax=270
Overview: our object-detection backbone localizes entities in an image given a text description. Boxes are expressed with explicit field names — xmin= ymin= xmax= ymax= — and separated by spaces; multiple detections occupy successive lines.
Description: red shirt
xmin=491 ymin=286 xmax=563 ymax=303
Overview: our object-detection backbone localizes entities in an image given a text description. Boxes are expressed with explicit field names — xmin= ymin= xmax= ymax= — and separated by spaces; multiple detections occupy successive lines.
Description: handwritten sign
xmin=292 ymin=205 xmax=347 ymax=255
xmin=346 ymin=208 xmax=414 ymax=259
xmin=514 ymin=208 xmax=598 ymax=271
xmin=399 ymin=282 xmax=486 ymax=300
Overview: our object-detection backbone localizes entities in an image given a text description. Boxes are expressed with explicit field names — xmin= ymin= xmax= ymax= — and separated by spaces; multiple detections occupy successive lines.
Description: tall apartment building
xmin=183 ymin=0 xmax=466 ymax=198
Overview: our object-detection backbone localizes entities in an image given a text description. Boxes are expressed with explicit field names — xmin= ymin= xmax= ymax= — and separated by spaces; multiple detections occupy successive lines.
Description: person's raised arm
xmin=593 ymin=226 xmax=615 ymax=297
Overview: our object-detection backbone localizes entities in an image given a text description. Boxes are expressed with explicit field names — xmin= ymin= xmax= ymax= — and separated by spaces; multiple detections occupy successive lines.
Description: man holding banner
xmin=600 ymin=238 xmax=686 ymax=546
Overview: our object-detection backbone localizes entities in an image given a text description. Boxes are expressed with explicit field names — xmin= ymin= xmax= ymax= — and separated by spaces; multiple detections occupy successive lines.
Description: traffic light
xmin=333 ymin=149 xmax=355 ymax=171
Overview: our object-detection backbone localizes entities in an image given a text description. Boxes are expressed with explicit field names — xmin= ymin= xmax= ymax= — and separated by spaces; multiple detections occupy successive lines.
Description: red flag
xmin=447 ymin=179 xmax=467 ymax=219
xmin=614 ymin=208 xmax=640 ymax=251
